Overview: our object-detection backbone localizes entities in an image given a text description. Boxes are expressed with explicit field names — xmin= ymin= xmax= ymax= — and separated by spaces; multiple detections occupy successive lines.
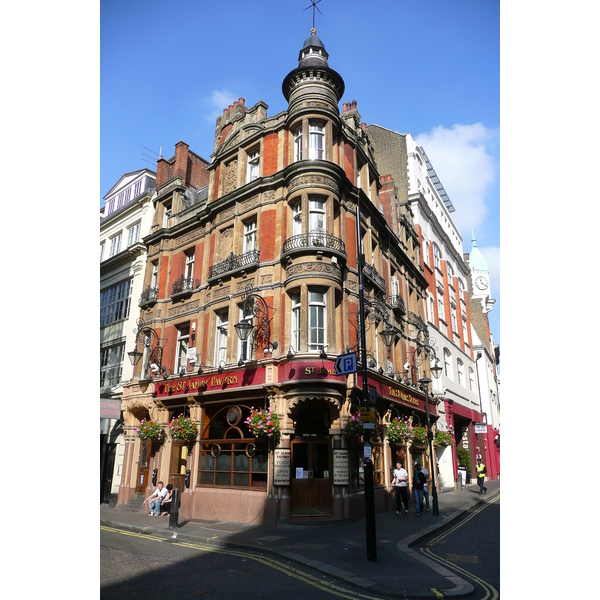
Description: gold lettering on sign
xmin=388 ymin=387 xmax=420 ymax=406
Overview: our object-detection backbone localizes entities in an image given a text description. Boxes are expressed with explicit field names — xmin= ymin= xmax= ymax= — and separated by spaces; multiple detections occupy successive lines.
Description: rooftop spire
xmin=304 ymin=0 xmax=322 ymax=30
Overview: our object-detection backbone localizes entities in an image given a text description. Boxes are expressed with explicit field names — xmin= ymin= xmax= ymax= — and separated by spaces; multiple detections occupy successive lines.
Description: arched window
xmin=457 ymin=359 xmax=465 ymax=386
xmin=433 ymin=243 xmax=442 ymax=269
xmin=443 ymin=349 xmax=453 ymax=379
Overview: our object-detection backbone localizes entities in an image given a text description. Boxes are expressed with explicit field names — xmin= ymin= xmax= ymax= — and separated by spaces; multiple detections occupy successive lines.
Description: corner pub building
xmin=117 ymin=28 xmax=441 ymax=525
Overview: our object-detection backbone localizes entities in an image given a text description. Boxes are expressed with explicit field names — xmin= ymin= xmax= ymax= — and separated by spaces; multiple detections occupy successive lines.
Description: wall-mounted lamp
xmin=127 ymin=319 xmax=163 ymax=378
xmin=319 ymin=345 xmax=328 ymax=359
xmin=234 ymin=284 xmax=279 ymax=357
xmin=287 ymin=346 xmax=295 ymax=360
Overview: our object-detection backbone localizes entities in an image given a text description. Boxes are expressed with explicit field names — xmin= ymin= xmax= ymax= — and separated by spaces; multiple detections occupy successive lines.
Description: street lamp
xmin=418 ymin=356 xmax=443 ymax=516
xmin=128 ymin=319 xmax=162 ymax=377
xmin=234 ymin=284 xmax=279 ymax=356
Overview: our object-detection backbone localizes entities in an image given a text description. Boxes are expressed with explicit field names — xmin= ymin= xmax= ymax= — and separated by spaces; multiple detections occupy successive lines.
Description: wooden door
xmin=290 ymin=438 xmax=332 ymax=517
xmin=135 ymin=439 xmax=152 ymax=493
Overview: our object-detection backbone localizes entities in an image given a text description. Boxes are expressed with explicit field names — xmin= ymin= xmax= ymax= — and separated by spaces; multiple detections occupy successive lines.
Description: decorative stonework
xmin=224 ymin=160 xmax=238 ymax=194
xmin=213 ymin=286 xmax=231 ymax=299
xmin=289 ymin=174 xmax=338 ymax=194
xmin=173 ymin=228 xmax=205 ymax=250
xmin=169 ymin=299 xmax=201 ymax=317
xmin=218 ymin=207 xmax=236 ymax=223
xmin=286 ymin=261 xmax=341 ymax=280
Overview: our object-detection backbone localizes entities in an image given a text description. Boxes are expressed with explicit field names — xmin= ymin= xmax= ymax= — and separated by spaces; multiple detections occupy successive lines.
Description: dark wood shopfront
xmin=290 ymin=437 xmax=332 ymax=517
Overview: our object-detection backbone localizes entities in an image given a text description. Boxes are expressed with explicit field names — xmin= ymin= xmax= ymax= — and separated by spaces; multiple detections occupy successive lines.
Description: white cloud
xmin=205 ymin=89 xmax=238 ymax=123
xmin=415 ymin=123 xmax=498 ymax=237
xmin=480 ymin=245 xmax=500 ymax=297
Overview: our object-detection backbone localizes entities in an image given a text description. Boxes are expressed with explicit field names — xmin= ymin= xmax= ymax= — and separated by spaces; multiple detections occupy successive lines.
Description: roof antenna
xmin=303 ymin=0 xmax=322 ymax=31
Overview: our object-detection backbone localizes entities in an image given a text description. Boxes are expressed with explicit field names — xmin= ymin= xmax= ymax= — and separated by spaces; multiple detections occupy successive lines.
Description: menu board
xmin=273 ymin=449 xmax=291 ymax=486
xmin=333 ymin=449 xmax=349 ymax=486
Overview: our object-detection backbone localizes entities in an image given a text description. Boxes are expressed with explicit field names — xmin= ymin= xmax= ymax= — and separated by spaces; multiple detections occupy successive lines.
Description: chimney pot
xmin=239 ymin=97 xmax=245 ymax=105
xmin=352 ymin=100 xmax=357 ymax=110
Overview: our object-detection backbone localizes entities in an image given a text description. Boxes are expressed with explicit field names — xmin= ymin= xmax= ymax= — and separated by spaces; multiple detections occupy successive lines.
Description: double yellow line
xmin=101 ymin=526 xmax=381 ymax=599
xmin=419 ymin=493 xmax=500 ymax=600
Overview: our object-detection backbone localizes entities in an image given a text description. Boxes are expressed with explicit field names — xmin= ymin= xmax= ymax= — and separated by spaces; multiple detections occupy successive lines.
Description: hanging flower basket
xmin=245 ymin=407 xmax=280 ymax=443
xmin=411 ymin=425 xmax=428 ymax=448
xmin=343 ymin=411 xmax=383 ymax=441
xmin=135 ymin=418 xmax=166 ymax=443
xmin=386 ymin=417 xmax=415 ymax=445
xmin=433 ymin=429 xmax=454 ymax=448
xmin=168 ymin=414 xmax=198 ymax=443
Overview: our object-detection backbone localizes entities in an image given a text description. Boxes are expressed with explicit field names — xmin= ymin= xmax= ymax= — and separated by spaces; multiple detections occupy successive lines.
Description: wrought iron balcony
xmin=171 ymin=276 xmax=198 ymax=297
xmin=139 ymin=285 xmax=159 ymax=306
xmin=390 ymin=294 xmax=406 ymax=313
xmin=363 ymin=263 xmax=386 ymax=292
xmin=207 ymin=249 xmax=260 ymax=281
xmin=281 ymin=231 xmax=346 ymax=259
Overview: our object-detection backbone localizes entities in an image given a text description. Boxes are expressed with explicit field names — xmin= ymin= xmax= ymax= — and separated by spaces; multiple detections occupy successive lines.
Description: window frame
xmin=215 ymin=310 xmax=229 ymax=367
xmin=308 ymin=122 xmax=325 ymax=160
xmin=293 ymin=127 xmax=303 ymax=162
xmin=246 ymin=149 xmax=260 ymax=183
xmin=243 ymin=219 xmax=257 ymax=253
xmin=109 ymin=233 xmax=122 ymax=257
xmin=100 ymin=342 xmax=125 ymax=389
xmin=175 ymin=324 xmax=190 ymax=374
xmin=100 ymin=279 xmax=133 ymax=327
xmin=127 ymin=221 xmax=141 ymax=247
xmin=291 ymin=291 xmax=301 ymax=351
xmin=308 ymin=288 xmax=326 ymax=352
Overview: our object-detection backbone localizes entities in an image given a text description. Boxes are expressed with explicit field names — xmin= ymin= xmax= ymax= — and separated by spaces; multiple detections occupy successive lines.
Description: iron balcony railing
xmin=281 ymin=230 xmax=346 ymax=257
xmin=363 ymin=263 xmax=386 ymax=291
xmin=390 ymin=294 xmax=406 ymax=313
xmin=139 ymin=285 xmax=159 ymax=306
xmin=171 ymin=276 xmax=198 ymax=296
xmin=207 ymin=249 xmax=260 ymax=280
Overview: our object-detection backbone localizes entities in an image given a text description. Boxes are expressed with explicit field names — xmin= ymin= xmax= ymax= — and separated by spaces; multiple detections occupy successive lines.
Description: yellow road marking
xmin=419 ymin=493 xmax=500 ymax=600
xmin=102 ymin=526 xmax=383 ymax=600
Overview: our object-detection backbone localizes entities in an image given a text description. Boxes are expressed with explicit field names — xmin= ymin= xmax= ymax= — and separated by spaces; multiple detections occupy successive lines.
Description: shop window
xmin=198 ymin=405 xmax=268 ymax=489
xmin=349 ymin=442 xmax=384 ymax=488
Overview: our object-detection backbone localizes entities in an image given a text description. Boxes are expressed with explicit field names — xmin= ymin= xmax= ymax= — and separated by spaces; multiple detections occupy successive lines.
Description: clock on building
xmin=475 ymin=276 xmax=489 ymax=291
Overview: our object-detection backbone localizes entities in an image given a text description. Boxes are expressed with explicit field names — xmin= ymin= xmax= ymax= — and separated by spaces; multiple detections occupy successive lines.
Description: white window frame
xmin=237 ymin=307 xmax=253 ymax=363
xmin=443 ymin=349 xmax=453 ymax=379
xmin=433 ymin=244 xmax=442 ymax=269
xmin=293 ymin=202 xmax=302 ymax=236
xmin=100 ymin=279 xmax=132 ymax=327
xmin=427 ymin=293 xmax=435 ymax=324
xmin=291 ymin=291 xmax=301 ymax=351
xmin=109 ymin=233 xmax=122 ymax=257
xmin=423 ymin=240 xmax=430 ymax=267
xmin=309 ymin=198 xmax=326 ymax=242
xmin=308 ymin=289 xmax=326 ymax=352
xmin=151 ymin=261 xmax=159 ymax=288
xmin=437 ymin=292 xmax=445 ymax=324
xmin=469 ymin=368 xmax=475 ymax=392
xmin=294 ymin=127 xmax=303 ymax=162
xmin=462 ymin=311 xmax=469 ymax=342
xmin=246 ymin=149 xmax=260 ymax=183
xmin=185 ymin=250 xmax=195 ymax=280
xmin=100 ymin=342 xmax=125 ymax=389
xmin=163 ymin=203 xmax=172 ymax=229
xmin=309 ymin=122 xmax=324 ymax=160
xmin=215 ymin=311 xmax=229 ymax=367
xmin=175 ymin=324 xmax=190 ymax=374
xmin=100 ymin=242 xmax=105 ymax=262
xmin=451 ymin=304 xmax=458 ymax=333
xmin=457 ymin=359 xmax=464 ymax=386
xmin=127 ymin=222 xmax=141 ymax=247
xmin=243 ymin=219 xmax=257 ymax=253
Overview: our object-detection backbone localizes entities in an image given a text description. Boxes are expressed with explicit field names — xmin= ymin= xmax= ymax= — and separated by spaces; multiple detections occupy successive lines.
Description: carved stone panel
xmin=224 ymin=159 xmax=238 ymax=195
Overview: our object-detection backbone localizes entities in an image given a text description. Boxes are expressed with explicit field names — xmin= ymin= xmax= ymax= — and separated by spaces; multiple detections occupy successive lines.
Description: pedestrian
xmin=391 ymin=461 xmax=409 ymax=514
xmin=143 ymin=481 xmax=167 ymax=516
xmin=160 ymin=484 xmax=173 ymax=516
xmin=420 ymin=465 xmax=430 ymax=511
xmin=476 ymin=458 xmax=488 ymax=495
xmin=413 ymin=463 xmax=427 ymax=516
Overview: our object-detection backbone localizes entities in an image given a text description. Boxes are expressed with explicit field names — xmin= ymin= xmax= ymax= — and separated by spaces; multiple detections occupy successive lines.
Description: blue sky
xmin=101 ymin=0 xmax=500 ymax=346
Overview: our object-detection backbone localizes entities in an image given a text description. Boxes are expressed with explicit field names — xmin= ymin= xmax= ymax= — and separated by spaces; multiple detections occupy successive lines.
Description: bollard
xmin=168 ymin=487 xmax=180 ymax=529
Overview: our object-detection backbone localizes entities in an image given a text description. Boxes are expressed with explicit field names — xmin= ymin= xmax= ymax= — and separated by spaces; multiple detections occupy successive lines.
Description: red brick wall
xmin=263 ymin=133 xmax=278 ymax=177
xmin=344 ymin=144 xmax=354 ymax=181
xmin=260 ymin=209 xmax=276 ymax=261
xmin=159 ymin=256 xmax=170 ymax=300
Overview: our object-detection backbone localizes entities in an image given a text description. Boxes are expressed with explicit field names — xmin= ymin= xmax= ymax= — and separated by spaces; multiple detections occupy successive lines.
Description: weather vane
xmin=304 ymin=0 xmax=322 ymax=30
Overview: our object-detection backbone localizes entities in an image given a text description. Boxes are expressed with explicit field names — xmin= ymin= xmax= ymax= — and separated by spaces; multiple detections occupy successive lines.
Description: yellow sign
xmin=360 ymin=407 xmax=376 ymax=423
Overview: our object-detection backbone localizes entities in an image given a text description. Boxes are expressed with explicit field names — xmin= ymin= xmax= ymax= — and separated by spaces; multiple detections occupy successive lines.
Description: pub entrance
xmin=290 ymin=438 xmax=332 ymax=516
xmin=289 ymin=398 xmax=335 ymax=517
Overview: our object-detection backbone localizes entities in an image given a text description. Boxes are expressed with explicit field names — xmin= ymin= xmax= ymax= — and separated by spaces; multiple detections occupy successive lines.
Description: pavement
xmin=101 ymin=480 xmax=499 ymax=599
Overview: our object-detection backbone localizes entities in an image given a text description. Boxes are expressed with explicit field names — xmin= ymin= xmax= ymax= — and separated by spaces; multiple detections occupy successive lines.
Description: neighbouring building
xmin=100 ymin=168 xmax=156 ymax=505
xmin=117 ymin=29 xmax=444 ymax=525
xmin=367 ymin=125 xmax=500 ymax=488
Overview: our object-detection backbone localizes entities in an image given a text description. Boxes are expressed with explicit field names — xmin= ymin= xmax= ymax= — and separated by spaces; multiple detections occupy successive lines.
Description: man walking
xmin=476 ymin=458 xmax=488 ymax=495
xmin=413 ymin=463 xmax=427 ymax=517
xmin=391 ymin=461 xmax=409 ymax=514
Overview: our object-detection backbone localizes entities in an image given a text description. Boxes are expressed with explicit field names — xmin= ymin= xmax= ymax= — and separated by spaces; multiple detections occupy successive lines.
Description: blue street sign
xmin=334 ymin=352 xmax=358 ymax=375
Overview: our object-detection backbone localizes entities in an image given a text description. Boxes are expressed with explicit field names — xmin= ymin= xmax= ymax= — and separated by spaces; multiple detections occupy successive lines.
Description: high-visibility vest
xmin=476 ymin=463 xmax=486 ymax=478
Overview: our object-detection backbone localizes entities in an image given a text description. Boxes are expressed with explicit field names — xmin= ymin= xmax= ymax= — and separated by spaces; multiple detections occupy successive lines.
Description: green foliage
xmin=245 ymin=407 xmax=280 ymax=442
xmin=434 ymin=429 xmax=454 ymax=447
xmin=136 ymin=419 xmax=166 ymax=442
xmin=386 ymin=417 xmax=415 ymax=445
xmin=168 ymin=414 xmax=198 ymax=442
xmin=456 ymin=447 xmax=471 ymax=471
xmin=412 ymin=425 xmax=428 ymax=447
